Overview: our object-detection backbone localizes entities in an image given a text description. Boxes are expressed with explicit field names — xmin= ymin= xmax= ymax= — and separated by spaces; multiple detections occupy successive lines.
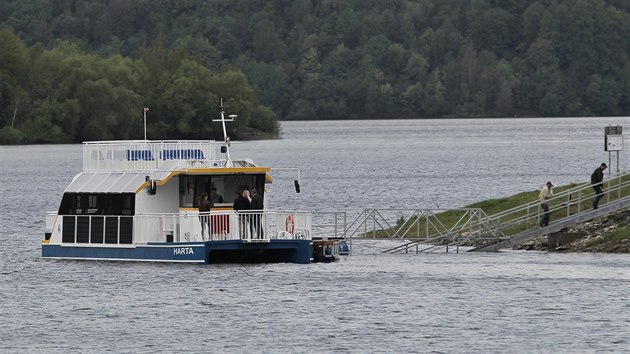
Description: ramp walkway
xmin=469 ymin=169 xmax=630 ymax=252
xmin=470 ymin=189 xmax=630 ymax=252
xmin=345 ymin=208 xmax=506 ymax=253
xmin=374 ymin=170 xmax=630 ymax=254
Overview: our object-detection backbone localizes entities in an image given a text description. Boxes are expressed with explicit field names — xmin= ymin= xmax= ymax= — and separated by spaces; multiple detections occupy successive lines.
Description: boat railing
xmin=45 ymin=211 xmax=58 ymax=232
xmin=82 ymin=140 xmax=220 ymax=172
xmin=134 ymin=210 xmax=312 ymax=243
xmin=46 ymin=210 xmax=312 ymax=245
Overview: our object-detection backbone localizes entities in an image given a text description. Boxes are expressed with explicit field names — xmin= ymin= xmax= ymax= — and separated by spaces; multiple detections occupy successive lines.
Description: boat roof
xmin=66 ymin=167 xmax=273 ymax=194
xmin=82 ymin=140 xmax=257 ymax=172
xmin=65 ymin=171 xmax=172 ymax=193
xmin=68 ymin=140 xmax=272 ymax=194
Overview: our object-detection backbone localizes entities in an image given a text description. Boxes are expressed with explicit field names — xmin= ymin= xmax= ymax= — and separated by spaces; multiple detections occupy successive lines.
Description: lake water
xmin=1 ymin=118 xmax=629 ymax=353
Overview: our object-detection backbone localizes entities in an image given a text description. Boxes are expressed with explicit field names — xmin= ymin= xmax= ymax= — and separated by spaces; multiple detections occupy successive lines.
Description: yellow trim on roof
xmin=179 ymin=207 xmax=234 ymax=212
xmin=135 ymin=167 xmax=272 ymax=194
xmin=42 ymin=239 xmax=50 ymax=244
xmin=157 ymin=171 xmax=181 ymax=186
xmin=135 ymin=171 xmax=182 ymax=194
xmin=136 ymin=182 xmax=150 ymax=194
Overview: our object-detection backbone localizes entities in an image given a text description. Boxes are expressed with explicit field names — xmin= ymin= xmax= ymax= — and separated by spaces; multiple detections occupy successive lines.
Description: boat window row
xmin=58 ymin=193 xmax=135 ymax=215
xmin=179 ymin=174 xmax=265 ymax=208
xmin=62 ymin=215 xmax=133 ymax=244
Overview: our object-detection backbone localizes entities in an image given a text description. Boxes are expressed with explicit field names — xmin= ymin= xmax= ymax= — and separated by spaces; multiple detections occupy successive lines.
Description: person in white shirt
xmin=539 ymin=181 xmax=554 ymax=227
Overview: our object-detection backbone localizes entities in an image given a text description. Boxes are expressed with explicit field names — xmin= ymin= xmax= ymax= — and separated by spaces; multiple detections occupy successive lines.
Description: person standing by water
xmin=539 ymin=181 xmax=554 ymax=227
xmin=198 ymin=193 xmax=211 ymax=239
xmin=591 ymin=163 xmax=607 ymax=210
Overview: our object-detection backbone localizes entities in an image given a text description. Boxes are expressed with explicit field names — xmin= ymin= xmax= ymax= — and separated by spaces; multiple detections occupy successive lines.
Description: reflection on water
xmin=1 ymin=118 xmax=629 ymax=352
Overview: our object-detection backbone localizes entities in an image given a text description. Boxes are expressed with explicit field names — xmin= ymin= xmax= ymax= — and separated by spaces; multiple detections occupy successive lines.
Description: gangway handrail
xmin=345 ymin=207 xmax=491 ymax=240
xmin=489 ymin=168 xmax=630 ymax=220
xmin=471 ymin=170 xmax=628 ymax=226
xmin=344 ymin=209 xmax=400 ymax=238
xmin=381 ymin=169 xmax=630 ymax=253
xmin=426 ymin=169 xmax=630 ymax=249
xmin=471 ymin=192 xmax=630 ymax=251
xmin=344 ymin=209 xmax=373 ymax=238
xmin=489 ymin=171 xmax=630 ymax=224
xmin=489 ymin=182 xmax=587 ymax=220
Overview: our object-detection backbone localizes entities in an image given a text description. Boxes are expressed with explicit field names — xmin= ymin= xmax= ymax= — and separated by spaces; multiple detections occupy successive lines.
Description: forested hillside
xmin=0 ymin=28 xmax=277 ymax=144
xmin=2 ymin=0 xmax=630 ymax=143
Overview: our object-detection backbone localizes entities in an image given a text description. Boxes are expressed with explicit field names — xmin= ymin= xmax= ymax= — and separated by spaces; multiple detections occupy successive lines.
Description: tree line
xmin=0 ymin=30 xmax=277 ymax=144
xmin=2 ymin=0 xmax=630 ymax=143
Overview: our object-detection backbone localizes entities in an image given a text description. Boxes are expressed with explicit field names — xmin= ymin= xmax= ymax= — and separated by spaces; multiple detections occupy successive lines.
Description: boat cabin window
xmin=59 ymin=193 xmax=135 ymax=215
xmin=179 ymin=174 xmax=265 ymax=208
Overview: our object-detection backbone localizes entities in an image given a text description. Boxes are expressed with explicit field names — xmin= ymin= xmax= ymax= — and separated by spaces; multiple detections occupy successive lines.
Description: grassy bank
xmin=374 ymin=182 xmax=585 ymax=239
xmin=375 ymin=181 xmax=630 ymax=252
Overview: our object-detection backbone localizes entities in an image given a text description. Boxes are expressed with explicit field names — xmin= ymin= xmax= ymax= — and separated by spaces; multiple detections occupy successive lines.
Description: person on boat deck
xmin=198 ymin=193 xmax=211 ymax=239
xmin=250 ymin=188 xmax=264 ymax=239
xmin=233 ymin=187 xmax=252 ymax=239
xmin=210 ymin=186 xmax=224 ymax=204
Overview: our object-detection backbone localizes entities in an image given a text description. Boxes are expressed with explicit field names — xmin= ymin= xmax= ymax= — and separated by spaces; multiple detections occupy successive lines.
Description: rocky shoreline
xmin=513 ymin=210 xmax=630 ymax=253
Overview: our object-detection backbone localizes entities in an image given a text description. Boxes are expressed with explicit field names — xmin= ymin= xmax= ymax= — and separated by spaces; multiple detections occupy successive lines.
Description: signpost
xmin=605 ymin=125 xmax=623 ymax=175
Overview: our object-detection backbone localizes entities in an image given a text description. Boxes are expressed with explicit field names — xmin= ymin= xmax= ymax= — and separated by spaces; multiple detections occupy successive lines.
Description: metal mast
xmin=212 ymin=98 xmax=237 ymax=167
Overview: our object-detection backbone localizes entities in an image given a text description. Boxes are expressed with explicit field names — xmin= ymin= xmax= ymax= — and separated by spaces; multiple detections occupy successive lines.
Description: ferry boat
xmin=42 ymin=103 xmax=315 ymax=264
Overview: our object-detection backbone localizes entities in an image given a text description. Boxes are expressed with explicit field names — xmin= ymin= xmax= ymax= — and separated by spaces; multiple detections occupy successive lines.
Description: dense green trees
xmin=1 ymin=0 xmax=630 ymax=143
xmin=0 ymin=29 xmax=278 ymax=144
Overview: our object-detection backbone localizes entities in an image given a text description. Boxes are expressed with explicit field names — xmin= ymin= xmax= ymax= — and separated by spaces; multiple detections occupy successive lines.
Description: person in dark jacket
xmin=250 ymin=188 xmax=264 ymax=239
xmin=198 ymin=193 xmax=211 ymax=239
xmin=233 ymin=188 xmax=252 ymax=238
xmin=591 ymin=163 xmax=607 ymax=210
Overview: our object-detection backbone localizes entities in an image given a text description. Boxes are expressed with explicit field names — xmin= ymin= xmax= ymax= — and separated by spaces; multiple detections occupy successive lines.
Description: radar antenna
xmin=212 ymin=98 xmax=237 ymax=167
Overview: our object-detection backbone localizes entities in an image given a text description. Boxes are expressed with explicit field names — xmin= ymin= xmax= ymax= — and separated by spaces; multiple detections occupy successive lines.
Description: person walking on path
xmin=539 ymin=181 xmax=554 ymax=227
xmin=591 ymin=163 xmax=607 ymax=210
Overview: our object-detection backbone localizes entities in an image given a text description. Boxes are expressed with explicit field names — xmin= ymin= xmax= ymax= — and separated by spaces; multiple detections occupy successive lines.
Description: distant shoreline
xmin=279 ymin=115 xmax=628 ymax=122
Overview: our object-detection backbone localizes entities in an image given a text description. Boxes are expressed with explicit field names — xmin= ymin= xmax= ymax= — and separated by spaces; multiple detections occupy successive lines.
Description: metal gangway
xmin=347 ymin=170 xmax=630 ymax=254
xmin=345 ymin=208 xmax=505 ymax=253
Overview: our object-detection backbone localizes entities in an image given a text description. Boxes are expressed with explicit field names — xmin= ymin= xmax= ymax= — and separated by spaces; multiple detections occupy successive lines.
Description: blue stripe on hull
xmin=42 ymin=244 xmax=207 ymax=263
xmin=42 ymin=240 xmax=312 ymax=264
